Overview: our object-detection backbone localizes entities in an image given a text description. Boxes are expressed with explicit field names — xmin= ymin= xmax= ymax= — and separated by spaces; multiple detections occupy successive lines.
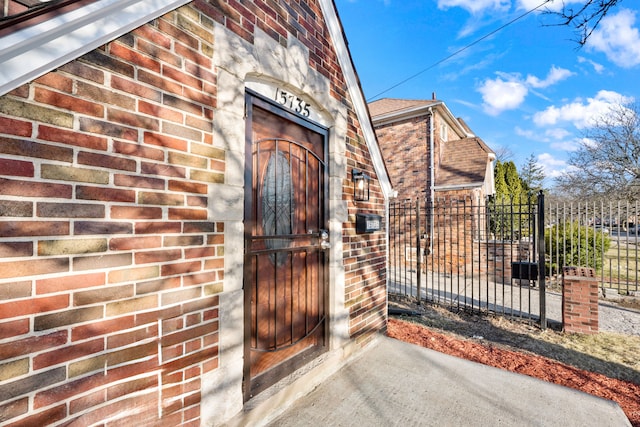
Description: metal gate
xmin=388 ymin=193 xmax=547 ymax=327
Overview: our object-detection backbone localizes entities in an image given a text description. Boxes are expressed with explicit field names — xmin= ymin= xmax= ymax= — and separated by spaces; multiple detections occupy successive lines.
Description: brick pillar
xmin=562 ymin=266 xmax=599 ymax=334
xmin=483 ymin=241 xmax=515 ymax=284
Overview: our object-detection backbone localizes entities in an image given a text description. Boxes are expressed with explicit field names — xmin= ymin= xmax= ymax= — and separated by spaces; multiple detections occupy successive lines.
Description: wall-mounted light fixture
xmin=352 ymin=168 xmax=371 ymax=202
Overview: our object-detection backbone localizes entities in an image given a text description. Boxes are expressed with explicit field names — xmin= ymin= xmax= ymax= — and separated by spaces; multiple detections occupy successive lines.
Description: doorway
xmin=243 ymin=91 xmax=329 ymax=400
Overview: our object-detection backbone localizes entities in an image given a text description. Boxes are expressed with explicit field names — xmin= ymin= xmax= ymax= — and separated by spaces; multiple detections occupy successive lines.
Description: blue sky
xmin=335 ymin=0 xmax=640 ymax=186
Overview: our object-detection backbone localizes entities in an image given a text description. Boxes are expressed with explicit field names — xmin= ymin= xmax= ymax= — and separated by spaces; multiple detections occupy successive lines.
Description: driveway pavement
xmin=264 ymin=336 xmax=631 ymax=427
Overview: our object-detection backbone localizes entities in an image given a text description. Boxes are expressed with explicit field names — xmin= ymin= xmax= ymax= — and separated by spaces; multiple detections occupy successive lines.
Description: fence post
xmin=537 ymin=190 xmax=547 ymax=330
xmin=416 ymin=199 xmax=421 ymax=302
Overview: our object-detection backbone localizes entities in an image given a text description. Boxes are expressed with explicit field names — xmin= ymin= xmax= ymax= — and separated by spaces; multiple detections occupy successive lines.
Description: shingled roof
xmin=435 ymin=137 xmax=494 ymax=187
xmin=368 ymin=98 xmax=437 ymax=118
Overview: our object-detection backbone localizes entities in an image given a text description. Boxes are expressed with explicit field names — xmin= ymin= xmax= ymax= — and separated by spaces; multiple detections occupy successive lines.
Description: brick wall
xmin=202 ymin=0 xmax=387 ymax=347
xmin=344 ymin=129 xmax=387 ymax=345
xmin=0 ymin=4 xmax=224 ymax=425
xmin=375 ymin=115 xmax=429 ymax=200
xmin=0 ymin=0 xmax=387 ymax=424
xmin=426 ymin=192 xmax=476 ymax=275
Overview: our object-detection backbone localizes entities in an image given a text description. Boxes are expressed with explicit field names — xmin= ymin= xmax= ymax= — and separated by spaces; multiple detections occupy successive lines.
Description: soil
xmin=387 ymin=304 xmax=640 ymax=426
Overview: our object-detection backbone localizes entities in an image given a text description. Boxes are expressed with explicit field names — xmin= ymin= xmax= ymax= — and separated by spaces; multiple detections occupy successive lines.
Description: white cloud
xmin=437 ymin=0 xmax=509 ymax=14
xmin=537 ymin=153 xmax=568 ymax=179
xmin=444 ymin=0 xmax=583 ymax=14
xmin=478 ymin=75 xmax=528 ymax=115
xmin=515 ymin=126 xmax=535 ymax=139
xmin=478 ymin=66 xmax=572 ymax=115
xmin=577 ymin=56 xmax=605 ymax=74
xmin=526 ymin=66 xmax=574 ymax=89
xmin=550 ymin=140 xmax=581 ymax=152
xmin=587 ymin=9 xmax=640 ymax=68
xmin=533 ymin=90 xmax=634 ymax=129
xmin=515 ymin=126 xmax=574 ymax=148
xmin=516 ymin=0 xmax=583 ymax=13
xmin=545 ymin=128 xmax=571 ymax=140
xmin=579 ymin=137 xmax=598 ymax=149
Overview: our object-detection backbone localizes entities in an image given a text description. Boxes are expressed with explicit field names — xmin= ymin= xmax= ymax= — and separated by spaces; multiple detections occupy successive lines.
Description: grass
xmin=604 ymin=243 xmax=640 ymax=286
xmin=547 ymin=241 xmax=640 ymax=294
xmin=389 ymin=296 xmax=640 ymax=385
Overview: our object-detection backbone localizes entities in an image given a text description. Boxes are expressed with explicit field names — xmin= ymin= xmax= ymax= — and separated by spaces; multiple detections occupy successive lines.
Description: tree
xmin=493 ymin=145 xmax=514 ymax=163
xmin=554 ymin=102 xmax=640 ymax=202
xmin=520 ymin=153 xmax=545 ymax=195
xmin=490 ymin=160 xmax=530 ymax=240
xmin=504 ymin=161 xmax=523 ymax=200
xmin=494 ymin=160 xmax=524 ymax=202
xmin=543 ymin=0 xmax=624 ymax=46
xmin=494 ymin=160 xmax=508 ymax=201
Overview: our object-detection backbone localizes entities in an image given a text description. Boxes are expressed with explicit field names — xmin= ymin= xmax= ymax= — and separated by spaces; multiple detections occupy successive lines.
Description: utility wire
xmin=366 ymin=0 xmax=553 ymax=102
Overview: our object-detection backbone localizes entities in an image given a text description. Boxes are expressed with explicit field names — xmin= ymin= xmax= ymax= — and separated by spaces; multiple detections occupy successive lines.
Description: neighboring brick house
xmin=0 ymin=1 xmax=392 ymax=426
xmin=370 ymin=97 xmax=495 ymax=274
xmin=369 ymin=97 xmax=495 ymax=203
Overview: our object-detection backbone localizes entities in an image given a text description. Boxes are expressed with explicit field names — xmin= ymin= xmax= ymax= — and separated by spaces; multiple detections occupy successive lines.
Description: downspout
xmin=428 ymin=107 xmax=435 ymax=202
xmin=427 ymin=107 xmax=435 ymax=255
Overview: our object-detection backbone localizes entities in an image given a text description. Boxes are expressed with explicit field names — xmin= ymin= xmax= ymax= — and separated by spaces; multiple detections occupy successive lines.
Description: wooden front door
xmin=243 ymin=91 xmax=329 ymax=400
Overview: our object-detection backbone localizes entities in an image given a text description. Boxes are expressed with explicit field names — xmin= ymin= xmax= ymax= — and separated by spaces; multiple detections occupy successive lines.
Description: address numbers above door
xmin=274 ymin=87 xmax=310 ymax=117
xmin=246 ymin=81 xmax=324 ymax=125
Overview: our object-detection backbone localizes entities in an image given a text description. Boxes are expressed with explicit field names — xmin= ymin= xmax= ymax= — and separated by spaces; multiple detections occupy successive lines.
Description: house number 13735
xmin=275 ymin=88 xmax=310 ymax=117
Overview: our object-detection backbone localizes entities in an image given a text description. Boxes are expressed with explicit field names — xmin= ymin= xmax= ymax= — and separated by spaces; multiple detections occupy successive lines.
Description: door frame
xmin=242 ymin=89 xmax=330 ymax=401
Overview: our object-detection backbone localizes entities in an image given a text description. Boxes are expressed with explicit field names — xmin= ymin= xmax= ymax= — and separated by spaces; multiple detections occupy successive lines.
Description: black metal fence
xmin=389 ymin=194 xmax=640 ymax=327
xmin=388 ymin=194 xmax=546 ymax=326
xmin=545 ymin=200 xmax=640 ymax=294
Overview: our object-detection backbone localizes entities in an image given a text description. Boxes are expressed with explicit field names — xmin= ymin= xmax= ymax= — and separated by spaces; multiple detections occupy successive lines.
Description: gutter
xmin=434 ymin=183 xmax=486 ymax=191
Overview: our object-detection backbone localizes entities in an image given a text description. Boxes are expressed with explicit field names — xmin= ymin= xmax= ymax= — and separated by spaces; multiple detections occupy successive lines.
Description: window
xmin=440 ymin=123 xmax=448 ymax=142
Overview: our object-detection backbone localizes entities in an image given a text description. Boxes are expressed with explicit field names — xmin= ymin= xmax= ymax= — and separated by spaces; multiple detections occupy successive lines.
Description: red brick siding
xmin=0 ymin=0 xmax=387 ymax=425
xmin=562 ymin=267 xmax=599 ymax=334
xmin=202 ymin=0 xmax=386 ymax=344
xmin=375 ymin=115 xmax=430 ymax=200
xmin=196 ymin=0 xmax=346 ymax=102
xmin=0 ymin=5 xmax=224 ymax=426
xmin=344 ymin=119 xmax=387 ymax=345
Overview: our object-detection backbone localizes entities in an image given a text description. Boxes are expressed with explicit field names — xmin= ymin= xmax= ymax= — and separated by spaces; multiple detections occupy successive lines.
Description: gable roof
xmin=456 ymin=117 xmax=474 ymax=135
xmin=0 ymin=0 xmax=392 ymax=198
xmin=368 ymin=98 xmax=437 ymax=118
xmin=435 ymin=137 xmax=494 ymax=188
xmin=368 ymin=97 xmax=474 ymax=139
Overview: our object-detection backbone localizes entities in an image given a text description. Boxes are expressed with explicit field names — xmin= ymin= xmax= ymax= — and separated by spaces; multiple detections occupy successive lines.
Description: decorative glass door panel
xmin=244 ymin=93 xmax=329 ymax=399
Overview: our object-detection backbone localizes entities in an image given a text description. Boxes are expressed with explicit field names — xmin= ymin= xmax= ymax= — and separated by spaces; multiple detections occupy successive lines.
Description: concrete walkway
xmin=266 ymin=336 xmax=631 ymax=427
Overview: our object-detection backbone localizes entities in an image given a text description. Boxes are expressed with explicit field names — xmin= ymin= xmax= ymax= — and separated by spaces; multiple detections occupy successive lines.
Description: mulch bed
xmin=388 ymin=318 xmax=640 ymax=426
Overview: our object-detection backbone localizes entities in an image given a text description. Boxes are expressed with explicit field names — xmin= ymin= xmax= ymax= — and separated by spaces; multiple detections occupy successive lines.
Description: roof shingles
xmin=436 ymin=137 xmax=492 ymax=187
xmin=368 ymin=98 xmax=436 ymax=118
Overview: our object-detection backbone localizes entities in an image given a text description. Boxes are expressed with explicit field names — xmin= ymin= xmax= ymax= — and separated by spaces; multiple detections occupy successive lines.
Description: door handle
xmin=319 ymin=229 xmax=330 ymax=250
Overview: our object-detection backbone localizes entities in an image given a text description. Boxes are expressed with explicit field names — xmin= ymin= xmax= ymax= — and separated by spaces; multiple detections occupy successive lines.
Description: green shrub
xmin=545 ymin=221 xmax=611 ymax=275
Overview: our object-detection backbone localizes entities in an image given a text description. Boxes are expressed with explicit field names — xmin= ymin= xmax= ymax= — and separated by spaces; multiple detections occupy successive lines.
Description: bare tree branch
xmin=543 ymin=0 xmax=624 ymax=46
xmin=554 ymin=102 xmax=640 ymax=201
